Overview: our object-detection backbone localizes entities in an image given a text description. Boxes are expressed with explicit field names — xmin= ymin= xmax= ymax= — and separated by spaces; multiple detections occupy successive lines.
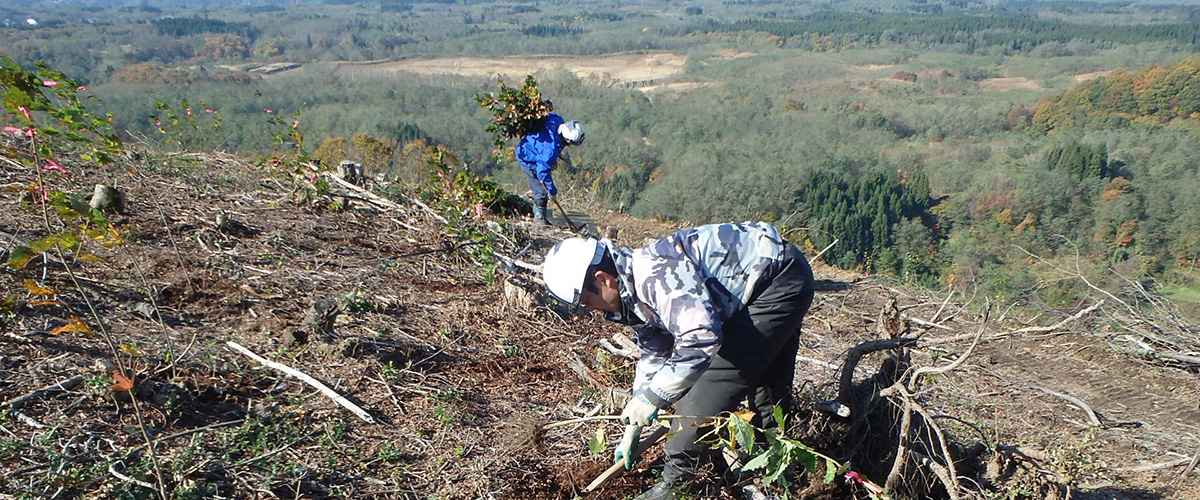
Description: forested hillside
xmin=3 ymin=0 xmax=1199 ymax=319
xmin=1034 ymin=56 xmax=1200 ymax=130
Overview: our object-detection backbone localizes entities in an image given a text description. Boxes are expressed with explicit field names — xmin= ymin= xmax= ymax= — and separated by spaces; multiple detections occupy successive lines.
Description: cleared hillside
xmin=1 ymin=138 xmax=1197 ymax=499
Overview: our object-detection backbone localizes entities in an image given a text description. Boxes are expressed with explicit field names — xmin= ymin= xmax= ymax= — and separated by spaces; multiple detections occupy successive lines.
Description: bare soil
xmin=1 ymin=146 xmax=1197 ymax=499
xmin=978 ymin=77 xmax=1044 ymax=92
xmin=282 ymin=53 xmax=687 ymax=86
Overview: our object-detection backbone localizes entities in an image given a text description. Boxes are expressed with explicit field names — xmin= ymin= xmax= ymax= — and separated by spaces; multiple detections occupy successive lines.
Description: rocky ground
xmin=1 ymin=146 xmax=1197 ymax=499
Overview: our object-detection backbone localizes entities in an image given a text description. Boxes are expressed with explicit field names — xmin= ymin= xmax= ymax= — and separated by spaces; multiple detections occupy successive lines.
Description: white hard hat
xmin=558 ymin=120 xmax=585 ymax=145
xmin=543 ymin=238 xmax=604 ymax=305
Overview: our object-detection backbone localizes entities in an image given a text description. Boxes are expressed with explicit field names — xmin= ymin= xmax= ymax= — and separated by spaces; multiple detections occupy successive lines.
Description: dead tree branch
xmin=3 ymin=375 xmax=83 ymax=410
xmin=227 ymin=341 xmax=376 ymax=424
xmin=836 ymin=337 xmax=918 ymax=412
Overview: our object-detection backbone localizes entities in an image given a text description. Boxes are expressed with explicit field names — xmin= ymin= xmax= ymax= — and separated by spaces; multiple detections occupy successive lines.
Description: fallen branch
xmin=1032 ymin=385 xmax=1102 ymax=427
xmin=1119 ymin=457 xmax=1192 ymax=473
xmin=903 ymin=319 xmax=986 ymax=388
xmin=599 ymin=334 xmax=638 ymax=359
xmin=494 ymin=250 xmax=541 ymax=274
xmin=226 ymin=341 xmax=376 ymax=424
xmin=931 ymin=290 xmax=954 ymax=323
xmin=811 ymin=237 xmax=839 ymax=263
xmin=1001 ymin=301 xmax=1103 ymax=337
xmin=324 ymin=172 xmax=448 ymax=225
xmin=3 ymin=375 xmax=83 ymax=410
xmin=1181 ymin=444 xmax=1200 ymax=482
xmin=907 ymin=317 xmax=954 ymax=331
xmin=837 ymin=337 xmax=918 ymax=409
xmin=542 ymin=415 xmax=622 ymax=430
xmin=108 ymin=463 xmax=155 ymax=490
xmin=392 ymin=240 xmax=483 ymax=260
xmin=566 ymin=351 xmax=607 ymax=387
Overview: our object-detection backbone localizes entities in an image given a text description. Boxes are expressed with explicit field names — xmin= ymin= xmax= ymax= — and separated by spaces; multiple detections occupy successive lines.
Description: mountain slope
xmin=1 ymin=144 xmax=1197 ymax=499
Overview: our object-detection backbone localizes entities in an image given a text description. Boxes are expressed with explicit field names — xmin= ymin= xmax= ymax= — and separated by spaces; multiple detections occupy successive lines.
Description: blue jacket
xmin=601 ymin=222 xmax=812 ymax=408
xmin=516 ymin=113 xmax=565 ymax=195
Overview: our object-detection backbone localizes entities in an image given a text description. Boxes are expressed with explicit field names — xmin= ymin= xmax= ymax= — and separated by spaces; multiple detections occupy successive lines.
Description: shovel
xmin=550 ymin=195 xmax=586 ymax=233
xmin=583 ymin=425 xmax=669 ymax=493
xmin=541 ymin=180 xmax=586 ymax=233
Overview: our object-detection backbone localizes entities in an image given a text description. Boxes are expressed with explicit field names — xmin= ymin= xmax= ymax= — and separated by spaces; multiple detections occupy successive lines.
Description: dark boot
xmin=532 ymin=206 xmax=550 ymax=225
xmin=632 ymin=481 xmax=679 ymax=500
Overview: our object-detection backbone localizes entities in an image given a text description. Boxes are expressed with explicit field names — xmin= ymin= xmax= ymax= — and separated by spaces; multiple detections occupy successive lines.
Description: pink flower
xmin=292 ymin=120 xmax=300 ymax=129
xmin=31 ymin=185 xmax=49 ymax=201
xmin=306 ymin=173 xmax=318 ymax=180
xmin=264 ymin=109 xmax=273 ymax=114
xmin=186 ymin=108 xmax=193 ymax=116
xmin=474 ymin=202 xmax=483 ymax=218
xmin=436 ymin=171 xmax=445 ymax=179
xmin=18 ymin=106 xmax=30 ymax=121
xmin=43 ymin=159 xmax=67 ymax=174
xmin=76 ymin=85 xmax=87 ymax=91
xmin=844 ymin=471 xmax=883 ymax=494
xmin=155 ymin=120 xmax=162 ymax=126
xmin=5 ymin=126 xmax=33 ymax=137
xmin=42 ymin=81 xmax=58 ymax=87
xmin=205 ymin=108 xmax=214 ymax=113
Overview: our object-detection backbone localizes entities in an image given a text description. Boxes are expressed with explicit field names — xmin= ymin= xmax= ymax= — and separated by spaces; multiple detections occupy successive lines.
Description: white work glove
xmin=620 ymin=394 xmax=660 ymax=427
xmin=614 ymin=424 xmax=641 ymax=469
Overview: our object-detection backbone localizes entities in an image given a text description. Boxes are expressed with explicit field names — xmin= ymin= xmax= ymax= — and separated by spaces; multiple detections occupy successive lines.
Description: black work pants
xmin=661 ymin=245 xmax=814 ymax=484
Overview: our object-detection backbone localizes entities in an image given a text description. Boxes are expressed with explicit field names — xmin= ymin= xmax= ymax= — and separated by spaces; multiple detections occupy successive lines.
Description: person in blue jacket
xmin=516 ymin=113 xmax=584 ymax=224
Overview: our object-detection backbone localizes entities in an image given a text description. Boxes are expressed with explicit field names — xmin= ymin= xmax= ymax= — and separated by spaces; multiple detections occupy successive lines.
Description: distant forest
xmin=697 ymin=12 xmax=1200 ymax=51
xmin=3 ymin=0 xmax=1200 ymax=316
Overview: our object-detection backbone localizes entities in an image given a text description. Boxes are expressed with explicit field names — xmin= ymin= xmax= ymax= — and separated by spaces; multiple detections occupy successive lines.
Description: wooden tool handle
xmin=583 ymin=426 xmax=669 ymax=493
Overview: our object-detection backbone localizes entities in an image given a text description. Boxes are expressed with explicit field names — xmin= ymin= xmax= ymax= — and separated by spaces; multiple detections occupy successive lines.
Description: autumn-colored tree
xmin=311 ymin=137 xmax=349 ymax=169
xmin=109 ymin=62 xmax=190 ymax=84
xmin=1033 ymin=57 xmax=1200 ymax=133
xmin=253 ymin=40 xmax=284 ymax=59
xmin=351 ymin=133 xmax=396 ymax=174
xmin=200 ymin=34 xmax=250 ymax=60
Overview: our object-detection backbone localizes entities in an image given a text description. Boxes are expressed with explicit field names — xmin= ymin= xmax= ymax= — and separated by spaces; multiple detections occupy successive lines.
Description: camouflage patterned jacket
xmin=602 ymin=222 xmax=802 ymax=409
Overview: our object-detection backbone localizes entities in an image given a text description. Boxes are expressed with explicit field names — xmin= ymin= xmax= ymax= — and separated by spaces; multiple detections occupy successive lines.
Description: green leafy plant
xmin=380 ymin=360 xmax=400 ymax=381
xmin=2 ymin=58 xmax=125 ymax=271
xmin=432 ymin=387 xmax=461 ymax=404
xmin=0 ymin=56 xmax=121 ymax=163
xmin=588 ymin=428 xmax=607 ymax=455
xmin=377 ymin=444 xmax=404 ymax=463
xmin=82 ymin=372 xmax=111 ymax=394
xmin=340 ymin=290 xmax=375 ymax=313
xmin=434 ymin=404 xmax=456 ymax=428
xmin=421 ymin=146 xmax=526 ymax=219
xmin=712 ymin=406 xmax=885 ymax=500
xmin=474 ymin=75 xmax=554 ymax=162
xmin=263 ymin=106 xmax=305 ymax=152
xmin=0 ymin=295 xmax=15 ymax=333
xmin=496 ymin=338 xmax=520 ymax=357
xmin=0 ymin=436 xmax=24 ymax=460
xmin=150 ymin=99 xmax=223 ymax=151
